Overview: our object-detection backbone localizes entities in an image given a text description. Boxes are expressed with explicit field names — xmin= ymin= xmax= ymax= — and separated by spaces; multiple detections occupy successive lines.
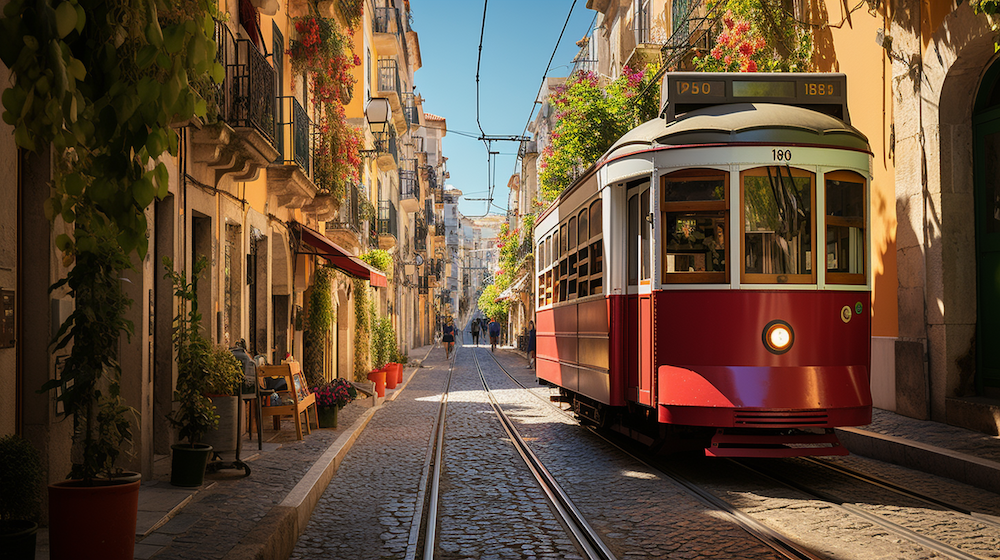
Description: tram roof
xmin=603 ymin=103 xmax=870 ymax=162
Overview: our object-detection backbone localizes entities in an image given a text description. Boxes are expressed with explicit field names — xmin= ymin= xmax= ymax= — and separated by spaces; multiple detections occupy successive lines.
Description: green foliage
xmin=42 ymin=209 xmax=137 ymax=480
xmin=205 ymin=344 xmax=243 ymax=395
xmin=539 ymin=66 xmax=660 ymax=200
xmin=0 ymin=434 xmax=43 ymax=523
xmin=2 ymin=0 xmax=219 ymax=480
xmin=477 ymin=283 xmax=507 ymax=323
xmin=352 ymin=278 xmax=371 ymax=380
xmin=164 ymin=256 xmax=218 ymax=446
xmin=371 ymin=316 xmax=394 ymax=370
xmin=303 ymin=266 xmax=334 ymax=386
xmin=360 ymin=249 xmax=393 ymax=281
xmin=693 ymin=1 xmax=812 ymax=72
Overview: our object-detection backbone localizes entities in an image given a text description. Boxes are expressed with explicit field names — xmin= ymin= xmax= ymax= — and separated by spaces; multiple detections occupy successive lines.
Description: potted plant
xmin=311 ymin=377 xmax=357 ymax=428
xmin=201 ymin=345 xmax=244 ymax=457
xmin=42 ymin=231 xmax=142 ymax=560
xmin=0 ymin=435 xmax=42 ymax=560
xmin=164 ymin=257 xmax=218 ymax=487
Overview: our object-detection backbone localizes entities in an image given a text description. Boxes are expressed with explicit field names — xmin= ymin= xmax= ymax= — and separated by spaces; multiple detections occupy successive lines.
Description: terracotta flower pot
xmin=48 ymin=478 xmax=140 ymax=560
xmin=367 ymin=369 xmax=386 ymax=397
xmin=385 ymin=363 xmax=399 ymax=390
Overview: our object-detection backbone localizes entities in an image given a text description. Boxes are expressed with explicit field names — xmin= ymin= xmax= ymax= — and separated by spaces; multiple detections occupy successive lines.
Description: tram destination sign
xmin=661 ymin=73 xmax=850 ymax=124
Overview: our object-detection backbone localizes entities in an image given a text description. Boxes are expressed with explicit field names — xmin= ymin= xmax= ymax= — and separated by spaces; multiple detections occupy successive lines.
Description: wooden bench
xmin=257 ymin=362 xmax=316 ymax=440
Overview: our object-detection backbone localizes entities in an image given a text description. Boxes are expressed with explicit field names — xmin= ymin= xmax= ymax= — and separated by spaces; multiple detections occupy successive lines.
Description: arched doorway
xmin=973 ymin=57 xmax=1000 ymax=398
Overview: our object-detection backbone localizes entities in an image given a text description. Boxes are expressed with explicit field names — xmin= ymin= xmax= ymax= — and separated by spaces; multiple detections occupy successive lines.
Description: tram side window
xmin=825 ymin=171 xmax=866 ymax=284
xmin=577 ymin=209 xmax=589 ymax=297
xmin=661 ymin=169 xmax=728 ymax=283
xmin=590 ymin=199 xmax=603 ymax=295
xmin=742 ymin=166 xmax=815 ymax=284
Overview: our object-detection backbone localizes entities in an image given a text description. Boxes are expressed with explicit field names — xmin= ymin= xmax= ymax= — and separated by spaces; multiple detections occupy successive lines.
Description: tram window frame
xmin=824 ymin=170 xmax=867 ymax=285
xmin=590 ymin=199 xmax=604 ymax=295
xmin=740 ymin=166 xmax=816 ymax=284
xmin=660 ymin=169 xmax=730 ymax=284
xmin=577 ymin=208 xmax=590 ymax=297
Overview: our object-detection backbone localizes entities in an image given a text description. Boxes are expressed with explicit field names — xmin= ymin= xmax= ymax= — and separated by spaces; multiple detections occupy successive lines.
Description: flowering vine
xmin=693 ymin=1 xmax=812 ymax=73
xmin=538 ymin=66 xmax=659 ymax=201
xmin=288 ymin=13 xmax=362 ymax=197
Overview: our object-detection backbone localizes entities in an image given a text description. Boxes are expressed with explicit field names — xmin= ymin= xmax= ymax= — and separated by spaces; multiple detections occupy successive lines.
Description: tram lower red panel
xmin=651 ymin=289 xmax=872 ymax=428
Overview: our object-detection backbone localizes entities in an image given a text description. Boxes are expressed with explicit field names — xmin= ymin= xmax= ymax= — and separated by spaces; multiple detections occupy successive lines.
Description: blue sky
xmin=411 ymin=0 xmax=596 ymax=217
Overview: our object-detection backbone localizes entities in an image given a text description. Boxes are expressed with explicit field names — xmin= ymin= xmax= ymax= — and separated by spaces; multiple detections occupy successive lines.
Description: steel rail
xmin=731 ymin=460 xmax=986 ymax=560
xmin=407 ymin=337 xmax=457 ymax=560
xmin=802 ymin=457 xmax=1000 ymax=528
xmin=472 ymin=347 xmax=617 ymax=560
xmin=483 ymin=351 xmax=826 ymax=560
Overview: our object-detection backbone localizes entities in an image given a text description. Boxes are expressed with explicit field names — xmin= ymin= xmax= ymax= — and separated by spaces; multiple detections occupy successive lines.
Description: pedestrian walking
xmin=442 ymin=317 xmax=456 ymax=359
xmin=526 ymin=321 xmax=536 ymax=369
xmin=488 ymin=318 xmax=501 ymax=352
xmin=470 ymin=318 xmax=480 ymax=346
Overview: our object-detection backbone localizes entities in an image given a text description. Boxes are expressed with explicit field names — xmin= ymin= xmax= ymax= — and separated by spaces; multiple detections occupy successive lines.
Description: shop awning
xmin=292 ymin=223 xmax=388 ymax=287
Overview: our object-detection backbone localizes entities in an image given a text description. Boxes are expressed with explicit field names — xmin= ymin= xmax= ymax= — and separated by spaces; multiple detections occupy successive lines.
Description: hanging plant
xmin=313 ymin=103 xmax=363 ymax=198
xmin=360 ymin=249 xmax=393 ymax=279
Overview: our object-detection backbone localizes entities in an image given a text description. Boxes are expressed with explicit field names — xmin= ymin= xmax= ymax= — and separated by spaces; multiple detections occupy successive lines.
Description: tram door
xmin=626 ymin=180 xmax=654 ymax=407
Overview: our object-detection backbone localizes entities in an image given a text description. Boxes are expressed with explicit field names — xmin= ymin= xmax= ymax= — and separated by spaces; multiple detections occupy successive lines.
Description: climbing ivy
xmin=352 ymin=278 xmax=370 ymax=381
xmin=303 ymin=266 xmax=334 ymax=386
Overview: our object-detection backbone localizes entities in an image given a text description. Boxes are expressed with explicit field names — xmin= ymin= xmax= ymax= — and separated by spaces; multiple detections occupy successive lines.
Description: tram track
xmin=414 ymin=339 xmax=616 ymax=560
xmin=480 ymin=350 xmax=825 ymax=560
xmin=726 ymin=457 xmax=1000 ymax=560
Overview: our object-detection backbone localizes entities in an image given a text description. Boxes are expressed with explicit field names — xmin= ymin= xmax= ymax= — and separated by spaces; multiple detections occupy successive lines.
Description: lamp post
xmin=360 ymin=98 xmax=391 ymax=158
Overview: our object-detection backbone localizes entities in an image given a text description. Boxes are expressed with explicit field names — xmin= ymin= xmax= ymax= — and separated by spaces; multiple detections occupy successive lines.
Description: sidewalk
xmin=33 ymin=344 xmax=1000 ymax=559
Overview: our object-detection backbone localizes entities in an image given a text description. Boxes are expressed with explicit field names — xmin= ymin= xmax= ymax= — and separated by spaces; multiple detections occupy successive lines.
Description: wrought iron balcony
xmin=328 ymin=183 xmax=362 ymax=235
xmin=232 ymin=39 xmax=276 ymax=145
xmin=377 ymin=58 xmax=402 ymax=103
xmin=213 ymin=20 xmax=237 ymax=122
xmin=378 ymin=200 xmax=398 ymax=239
xmin=403 ymin=92 xmax=419 ymax=130
xmin=276 ymin=96 xmax=311 ymax=176
xmin=374 ymin=128 xmax=398 ymax=170
xmin=400 ymin=158 xmax=418 ymax=202
xmin=373 ymin=7 xmax=403 ymax=37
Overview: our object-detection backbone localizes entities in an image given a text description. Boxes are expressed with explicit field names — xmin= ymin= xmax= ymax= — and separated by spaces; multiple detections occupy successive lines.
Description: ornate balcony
xmin=376 ymin=58 xmax=407 ymax=135
xmin=377 ymin=200 xmax=398 ymax=250
xmin=399 ymin=158 xmax=419 ymax=214
xmin=325 ymin=184 xmax=363 ymax=251
xmin=269 ymin=96 xmax=323 ymax=211
xmin=375 ymin=128 xmax=398 ymax=172
xmin=193 ymin=21 xmax=279 ymax=185
xmin=403 ymin=92 xmax=419 ymax=131
xmin=372 ymin=7 xmax=403 ymax=56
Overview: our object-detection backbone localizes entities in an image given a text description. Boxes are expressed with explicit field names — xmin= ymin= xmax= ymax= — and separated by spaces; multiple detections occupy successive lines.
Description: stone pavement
xmin=29 ymin=339 xmax=1000 ymax=559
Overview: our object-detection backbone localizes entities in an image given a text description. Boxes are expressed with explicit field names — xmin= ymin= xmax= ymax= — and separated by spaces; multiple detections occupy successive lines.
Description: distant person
xmin=526 ymin=321 xmax=536 ymax=369
xmin=443 ymin=317 xmax=456 ymax=359
xmin=470 ymin=318 xmax=481 ymax=346
xmin=488 ymin=318 xmax=501 ymax=352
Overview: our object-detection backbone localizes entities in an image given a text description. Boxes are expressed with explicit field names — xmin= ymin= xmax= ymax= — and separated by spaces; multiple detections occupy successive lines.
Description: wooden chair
xmin=257 ymin=362 xmax=317 ymax=440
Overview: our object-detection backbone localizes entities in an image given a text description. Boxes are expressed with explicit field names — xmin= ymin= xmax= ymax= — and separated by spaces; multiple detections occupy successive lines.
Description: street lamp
xmin=361 ymin=97 xmax=391 ymax=159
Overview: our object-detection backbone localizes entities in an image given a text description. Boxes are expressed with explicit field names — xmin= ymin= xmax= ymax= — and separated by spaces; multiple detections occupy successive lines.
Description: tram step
xmin=705 ymin=429 xmax=849 ymax=458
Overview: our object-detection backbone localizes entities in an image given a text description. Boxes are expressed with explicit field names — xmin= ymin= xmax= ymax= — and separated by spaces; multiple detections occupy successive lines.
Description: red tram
xmin=533 ymin=73 xmax=872 ymax=457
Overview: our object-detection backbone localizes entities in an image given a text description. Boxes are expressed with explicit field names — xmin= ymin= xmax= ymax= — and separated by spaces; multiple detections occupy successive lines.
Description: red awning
xmin=293 ymin=223 xmax=388 ymax=287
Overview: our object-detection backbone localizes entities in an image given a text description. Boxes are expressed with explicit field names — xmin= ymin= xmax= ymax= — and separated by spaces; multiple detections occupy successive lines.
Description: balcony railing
xmin=378 ymin=200 xmax=398 ymax=238
xmin=276 ymin=96 xmax=311 ymax=175
xmin=377 ymin=58 xmax=402 ymax=103
xmin=374 ymin=128 xmax=398 ymax=167
xmin=403 ymin=92 xmax=419 ymax=128
xmin=400 ymin=158 xmax=418 ymax=201
xmin=373 ymin=7 xmax=403 ymax=36
xmin=213 ymin=20 xmax=237 ymax=122
xmin=232 ymin=39 xmax=276 ymax=145
xmin=328 ymin=183 xmax=361 ymax=235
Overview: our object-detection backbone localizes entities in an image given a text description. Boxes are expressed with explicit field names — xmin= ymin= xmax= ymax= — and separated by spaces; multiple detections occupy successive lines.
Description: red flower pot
xmin=367 ymin=369 xmax=386 ymax=397
xmin=49 ymin=478 xmax=140 ymax=560
xmin=385 ymin=362 xmax=399 ymax=390
xmin=391 ymin=362 xmax=403 ymax=385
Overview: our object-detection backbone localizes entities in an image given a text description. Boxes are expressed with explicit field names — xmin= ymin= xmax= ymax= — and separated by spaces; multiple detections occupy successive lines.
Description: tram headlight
xmin=762 ymin=320 xmax=794 ymax=354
